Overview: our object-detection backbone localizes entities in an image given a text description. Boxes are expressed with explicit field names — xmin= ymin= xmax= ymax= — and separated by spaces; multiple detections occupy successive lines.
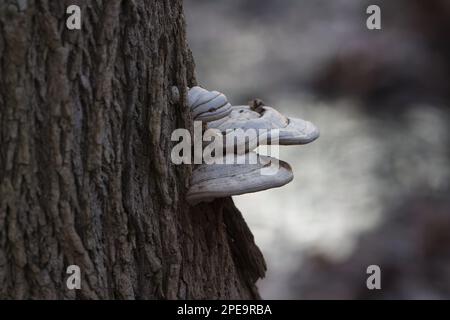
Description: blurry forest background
xmin=185 ymin=0 xmax=450 ymax=299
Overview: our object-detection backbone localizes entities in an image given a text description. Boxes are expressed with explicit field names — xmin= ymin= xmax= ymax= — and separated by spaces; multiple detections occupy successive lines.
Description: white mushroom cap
xmin=208 ymin=105 xmax=320 ymax=146
xmin=188 ymin=86 xmax=232 ymax=122
xmin=186 ymin=153 xmax=294 ymax=205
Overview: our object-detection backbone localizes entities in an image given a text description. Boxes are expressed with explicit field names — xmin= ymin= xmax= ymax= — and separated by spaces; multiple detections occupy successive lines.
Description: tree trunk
xmin=0 ymin=0 xmax=265 ymax=299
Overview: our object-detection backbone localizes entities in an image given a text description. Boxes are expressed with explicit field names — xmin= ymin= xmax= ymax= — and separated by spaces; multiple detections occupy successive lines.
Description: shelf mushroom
xmin=187 ymin=86 xmax=232 ymax=122
xmin=186 ymin=152 xmax=293 ymax=205
xmin=173 ymin=86 xmax=319 ymax=205
xmin=208 ymin=99 xmax=320 ymax=149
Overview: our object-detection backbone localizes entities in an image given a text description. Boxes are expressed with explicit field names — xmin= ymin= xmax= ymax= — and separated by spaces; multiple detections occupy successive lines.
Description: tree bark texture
xmin=0 ymin=0 xmax=265 ymax=299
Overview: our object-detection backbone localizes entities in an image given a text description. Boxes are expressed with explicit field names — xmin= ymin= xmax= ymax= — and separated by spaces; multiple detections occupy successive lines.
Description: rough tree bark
xmin=0 ymin=0 xmax=265 ymax=299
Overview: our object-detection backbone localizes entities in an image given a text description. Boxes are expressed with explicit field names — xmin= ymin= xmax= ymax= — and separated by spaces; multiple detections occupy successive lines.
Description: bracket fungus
xmin=208 ymin=101 xmax=320 ymax=147
xmin=177 ymin=86 xmax=319 ymax=205
xmin=186 ymin=153 xmax=293 ymax=205
xmin=188 ymin=86 xmax=232 ymax=122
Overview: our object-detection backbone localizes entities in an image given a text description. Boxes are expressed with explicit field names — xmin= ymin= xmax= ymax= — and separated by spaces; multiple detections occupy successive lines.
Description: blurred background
xmin=184 ymin=0 xmax=450 ymax=299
